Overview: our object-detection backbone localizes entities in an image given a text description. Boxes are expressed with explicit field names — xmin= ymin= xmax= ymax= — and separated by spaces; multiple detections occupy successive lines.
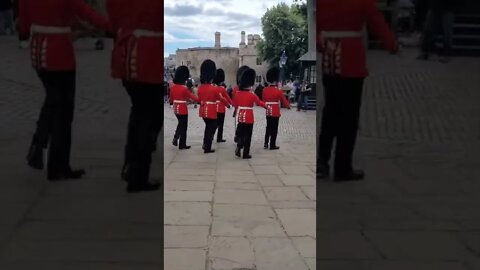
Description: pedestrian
xmin=107 ymin=0 xmax=163 ymax=192
xmin=263 ymin=67 xmax=291 ymax=150
xmin=297 ymin=81 xmax=309 ymax=112
xmin=233 ymin=68 xmax=266 ymax=159
xmin=197 ymin=59 xmax=228 ymax=154
xmin=232 ymin=65 xmax=250 ymax=143
xmin=0 ymin=0 xmax=15 ymax=35
xmin=20 ymin=0 xmax=109 ymax=181
xmin=213 ymin=69 xmax=232 ymax=143
xmin=170 ymin=66 xmax=199 ymax=150
xmin=317 ymin=0 xmax=398 ymax=181
xmin=418 ymin=0 xmax=456 ymax=62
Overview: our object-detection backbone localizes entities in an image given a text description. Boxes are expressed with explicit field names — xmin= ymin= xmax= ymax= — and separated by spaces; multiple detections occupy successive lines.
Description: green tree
xmin=257 ymin=2 xmax=307 ymax=79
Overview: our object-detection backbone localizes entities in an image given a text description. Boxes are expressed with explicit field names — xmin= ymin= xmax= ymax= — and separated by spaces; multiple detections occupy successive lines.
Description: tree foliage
xmin=257 ymin=1 xmax=308 ymax=78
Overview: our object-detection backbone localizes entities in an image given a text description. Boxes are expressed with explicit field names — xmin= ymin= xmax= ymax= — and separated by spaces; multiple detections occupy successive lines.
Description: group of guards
xmin=169 ymin=60 xmax=291 ymax=159
xmin=19 ymin=0 xmax=163 ymax=193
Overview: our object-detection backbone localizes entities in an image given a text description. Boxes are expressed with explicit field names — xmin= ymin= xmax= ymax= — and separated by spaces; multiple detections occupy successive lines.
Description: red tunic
xmin=198 ymin=83 xmax=226 ymax=119
xmin=233 ymin=91 xmax=266 ymax=124
xmin=262 ymin=85 xmax=290 ymax=117
xmin=18 ymin=0 xmax=109 ymax=71
xmin=216 ymin=85 xmax=232 ymax=114
xmin=107 ymin=0 xmax=163 ymax=84
xmin=317 ymin=0 xmax=397 ymax=78
xmin=169 ymin=84 xmax=199 ymax=115
xmin=232 ymin=86 xmax=239 ymax=99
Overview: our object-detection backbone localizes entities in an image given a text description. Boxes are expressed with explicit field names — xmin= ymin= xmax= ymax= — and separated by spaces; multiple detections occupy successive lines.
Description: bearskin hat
xmin=200 ymin=59 xmax=216 ymax=84
xmin=236 ymin=65 xmax=250 ymax=85
xmin=213 ymin=69 xmax=225 ymax=85
xmin=173 ymin=66 xmax=190 ymax=85
xmin=239 ymin=68 xmax=256 ymax=90
xmin=266 ymin=67 xmax=280 ymax=84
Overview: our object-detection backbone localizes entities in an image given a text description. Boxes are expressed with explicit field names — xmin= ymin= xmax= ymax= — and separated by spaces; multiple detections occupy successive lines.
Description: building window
xmin=256 ymin=58 xmax=262 ymax=65
xmin=310 ymin=65 xmax=316 ymax=84
xmin=256 ymin=75 xmax=262 ymax=83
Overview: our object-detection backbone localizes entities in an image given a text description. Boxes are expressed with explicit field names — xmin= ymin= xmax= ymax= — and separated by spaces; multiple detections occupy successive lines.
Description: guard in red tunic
xmin=20 ymin=0 xmax=109 ymax=181
xmin=197 ymin=60 xmax=229 ymax=153
xmin=213 ymin=69 xmax=232 ymax=143
xmin=232 ymin=65 xmax=250 ymax=143
xmin=233 ymin=68 xmax=266 ymax=159
xmin=262 ymin=67 xmax=291 ymax=150
xmin=107 ymin=0 xmax=163 ymax=192
xmin=317 ymin=0 xmax=399 ymax=181
xmin=169 ymin=66 xmax=199 ymax=150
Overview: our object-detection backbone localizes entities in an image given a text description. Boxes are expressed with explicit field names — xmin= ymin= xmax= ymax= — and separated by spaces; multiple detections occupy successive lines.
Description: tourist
xmin=0 ymin=0 xmax=14 ymax=35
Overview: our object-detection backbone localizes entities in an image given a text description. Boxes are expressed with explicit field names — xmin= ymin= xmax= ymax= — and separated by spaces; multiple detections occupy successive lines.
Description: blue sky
xmin=164 ymin=0 xmax=296 ymax=57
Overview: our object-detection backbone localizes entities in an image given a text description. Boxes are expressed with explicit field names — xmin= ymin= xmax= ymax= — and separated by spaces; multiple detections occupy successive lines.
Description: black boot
xmin=172 ymin=136 xmax=178 ymax=146
xmin=243 ymin=154 xmax=252 ymax=159
xmin=27 ymin=144 xmax=44 ymax=170
xmin=264 ymin=142 xmax=268 ymax=149
xmin=48 ymin=168 xmax=86 ymax=181
xmin=127 ymin=182 xmax=160 ymax=193
xmin=235 ymin=146 xmax=241 ymax=157
xmin=334 ymin=169 xmax=365 ymax=182
xmin=317 ymin=164 xmax=330 ymax=180
xmin=270 ymin=146 xmax=280 ymax=150
xmin=179 ymin=145 xmax=191 ymax=150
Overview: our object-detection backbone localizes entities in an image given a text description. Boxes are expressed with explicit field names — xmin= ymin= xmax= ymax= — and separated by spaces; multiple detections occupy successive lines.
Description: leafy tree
xmin=257 ymin=2 xmax=308 ymax=79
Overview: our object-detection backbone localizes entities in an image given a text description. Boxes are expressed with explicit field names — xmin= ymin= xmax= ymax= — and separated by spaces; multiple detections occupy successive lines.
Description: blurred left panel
xmin=0 ymin=0 xmax=164 ymax=268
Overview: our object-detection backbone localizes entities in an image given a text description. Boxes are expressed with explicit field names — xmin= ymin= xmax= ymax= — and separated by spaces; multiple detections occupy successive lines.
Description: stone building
xmin=175 ymin=32 xmax=268 ymax=87
xmin=164 ymin=54 xmax=176 ymax=81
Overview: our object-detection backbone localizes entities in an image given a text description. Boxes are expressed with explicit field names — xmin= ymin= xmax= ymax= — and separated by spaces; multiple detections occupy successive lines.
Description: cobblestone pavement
xmin=317 ymin=50 xmax=480 ymax=269
xmin=164 ymin=105 xmax=316 ymax=269
xmin=0 ymin=37 xmax=163 ymax=269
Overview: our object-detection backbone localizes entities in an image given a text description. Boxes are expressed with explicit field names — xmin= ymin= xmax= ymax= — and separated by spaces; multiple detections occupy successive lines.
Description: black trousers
xmin=318 ymin=75 xmax=364 ymax=174
xmin=265 ymin=116 xmax=279 ymax=147
xmin=32 ymin=70 xmax=76 ymax=173
xmin=237 ymin=123 xmax=253 ymax=156
xmin=174 ymin=114 xmax=188 ymax=147
xmin=123 ymin=80 xmax=163 ymax=184
xmin=203 ymin=118 xmax=217 ymax=150
xmin=216 ymin=113 xmax=225 ymax=141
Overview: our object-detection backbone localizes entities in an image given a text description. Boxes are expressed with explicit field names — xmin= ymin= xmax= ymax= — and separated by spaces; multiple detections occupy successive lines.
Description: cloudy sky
xmin=164 ymin=0 xmax=295 ymax=57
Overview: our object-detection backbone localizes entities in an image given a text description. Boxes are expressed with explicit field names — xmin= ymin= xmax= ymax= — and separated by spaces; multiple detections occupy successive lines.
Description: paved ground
xmin=0 ymin=37 xmax=164 ymax=269
xmin=316 ymin=50 xmax=480 ymax=269
xmin=164 ymin=104 xmax=316 ymax=269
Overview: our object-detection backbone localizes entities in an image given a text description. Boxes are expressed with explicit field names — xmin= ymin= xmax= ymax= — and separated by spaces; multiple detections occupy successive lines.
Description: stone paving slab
xmin=316 ymin=49 xmax=480 ymax=268
xmin=165 ymin=98 xmax=316 ymax=269
xmin=0 ymin=38 xmax=163 ymax=268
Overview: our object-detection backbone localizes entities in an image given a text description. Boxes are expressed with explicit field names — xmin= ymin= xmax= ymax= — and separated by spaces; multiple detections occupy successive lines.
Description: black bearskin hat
xmin=173 ymin=66 xmax=190 ymax=85
xmin=266 ymin=67 xmax=280 ymax=84
xmin=200 ymin=59 xmax=216 ymax=84
xmin=236 ymin=65 xmax=250 ymax=85
xmin=239 ymin=68 xmax=256 ymax=90
xmin=213 ymin=69 xmax=225 ymax=85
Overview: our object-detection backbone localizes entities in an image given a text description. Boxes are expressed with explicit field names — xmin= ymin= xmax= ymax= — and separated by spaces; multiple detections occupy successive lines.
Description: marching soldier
xmin=233 ymin=68 xmax=266 ymax=159
xmin=213 ymin=69 xmax=232 ymax=143
xmin=20 ymin=0 xmax=109 ymax=180
xmin=170 ymin=66 xmax=199 ymax=150
xmin=197 ymin=59 xmax=229 ymax=154
xmin=317 ymin=0 xmax=398 ymax=181
xmin=232 ymin=65 xmax=250 ymax=143
xmin=262 ymin=67 xmax=291 ymax=150
xmin=107 ymin=0 xmax=163 ymax=192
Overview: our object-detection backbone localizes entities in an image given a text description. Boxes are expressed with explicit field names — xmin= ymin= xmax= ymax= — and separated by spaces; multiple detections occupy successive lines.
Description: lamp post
xmin=279 ymin=50 xmax=288 ymax=86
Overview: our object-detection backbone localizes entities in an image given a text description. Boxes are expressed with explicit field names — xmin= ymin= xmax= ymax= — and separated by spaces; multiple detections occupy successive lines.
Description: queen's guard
xmin=317 ymin=0 xmax=398 ymax=181
xmin=262 ymin=67 xmax=291 ymax=150
xmin=20 ymin=0 xmax=110 ymax=180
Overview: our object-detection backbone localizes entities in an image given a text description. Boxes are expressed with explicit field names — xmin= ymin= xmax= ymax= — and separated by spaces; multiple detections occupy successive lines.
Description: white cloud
xmin=164 ymin=0 xmax=295 ymax=55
